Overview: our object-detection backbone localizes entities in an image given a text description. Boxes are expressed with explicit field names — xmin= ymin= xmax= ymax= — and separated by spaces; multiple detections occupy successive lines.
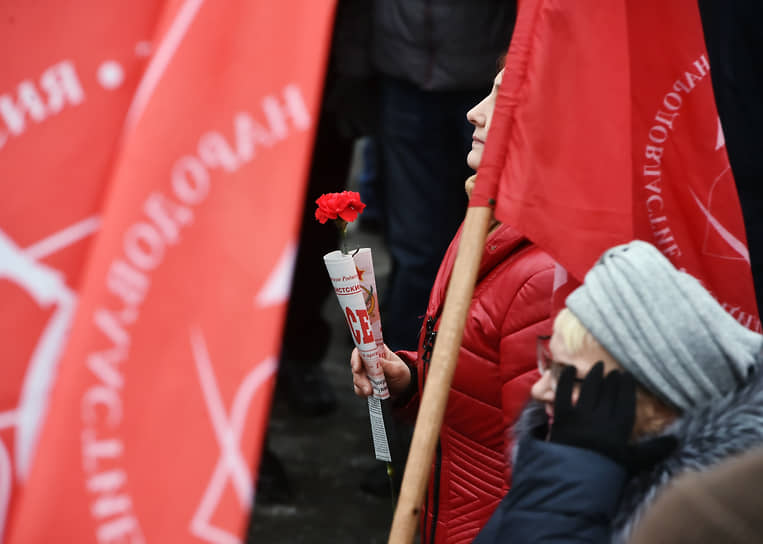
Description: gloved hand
xmin=549 ymin=362 xmax=677 ymax=473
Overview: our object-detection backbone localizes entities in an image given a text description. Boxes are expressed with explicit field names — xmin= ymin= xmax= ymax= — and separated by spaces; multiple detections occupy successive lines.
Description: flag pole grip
xmin=387 ymin=205 xmax=492 ymax=544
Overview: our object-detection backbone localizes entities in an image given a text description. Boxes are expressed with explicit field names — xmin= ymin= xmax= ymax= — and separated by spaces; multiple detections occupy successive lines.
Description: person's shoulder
xmin=613 ymin=366 xmax=763 ymax=539
xmin=629 ymin=446 xmax=763 ymax=544
xmin=475 ymin=228 xmax=553 ymax=327
xmin=489 ymin=225 xmax=555 ymax=274
xmin=494 ymin=237 xmax=555 ymax=302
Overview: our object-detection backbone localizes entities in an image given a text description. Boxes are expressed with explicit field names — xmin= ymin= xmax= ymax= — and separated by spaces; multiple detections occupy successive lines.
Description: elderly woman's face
xmin=531 ymin=330 xmax=621 ymax=426
xmin=531 ymin=329 xmax=677 ymax=436
xmin=466 ymin=68 xmax=504 ymax=170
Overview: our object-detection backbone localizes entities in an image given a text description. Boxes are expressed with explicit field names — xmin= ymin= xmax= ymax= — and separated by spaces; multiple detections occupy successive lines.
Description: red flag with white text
xmin=471 ymin=0 xmax=760 ymax=330
xmin=0 ymin=2 xmax=160 ymax=538
xmin=2 ymin=1 xmax=336 ymax=542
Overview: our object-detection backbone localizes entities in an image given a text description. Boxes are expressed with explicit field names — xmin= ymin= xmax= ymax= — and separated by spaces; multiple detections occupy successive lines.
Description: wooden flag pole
xmin=387 ymin=204 xmax=493 ymax=544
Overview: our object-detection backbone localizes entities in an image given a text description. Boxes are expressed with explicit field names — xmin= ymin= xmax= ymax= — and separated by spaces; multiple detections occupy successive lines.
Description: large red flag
xmin=2 ymin=1 xmax=335 ymax=542
xmin=472 ymin=0 xmax=760 ymax=331
xmin=0 ymin=2 xmax=160 ymax=538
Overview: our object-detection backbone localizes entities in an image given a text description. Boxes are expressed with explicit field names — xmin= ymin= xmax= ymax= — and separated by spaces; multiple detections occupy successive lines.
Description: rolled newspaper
xmin=352 ymin=248 xmax=386 ymax=373
xmin=324 ymin=249 xmax=392 ymax=462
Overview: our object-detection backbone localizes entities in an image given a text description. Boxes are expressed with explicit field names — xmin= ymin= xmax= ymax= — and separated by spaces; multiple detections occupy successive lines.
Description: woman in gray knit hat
xmin=475 ymin=240 xmax=763 ymax=544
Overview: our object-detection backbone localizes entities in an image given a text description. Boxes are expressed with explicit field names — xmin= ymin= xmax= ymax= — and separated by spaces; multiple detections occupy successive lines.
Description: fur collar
xmin=512 ymin=368 xmax=763 ymax=543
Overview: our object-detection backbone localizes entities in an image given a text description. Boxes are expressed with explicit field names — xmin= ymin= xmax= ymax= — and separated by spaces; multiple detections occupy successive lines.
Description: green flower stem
xmin=335 ymin=218 xmax=349 ymax=254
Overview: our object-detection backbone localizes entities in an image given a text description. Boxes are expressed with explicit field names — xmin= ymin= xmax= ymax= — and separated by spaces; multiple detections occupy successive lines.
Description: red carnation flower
xmin=315 ymin=191 xmax=366 ymax=224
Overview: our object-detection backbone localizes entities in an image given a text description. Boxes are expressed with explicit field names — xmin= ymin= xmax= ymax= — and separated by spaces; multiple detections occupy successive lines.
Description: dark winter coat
xmin=396 ymin=223 xmax=554 ymax=544
xmin=372 ymin=0 xmax=517 ymax=91
xmin=629 ymin=445 xmax=763 ymax=544
xmin=474 ymin=365 xmax=763 ymax=544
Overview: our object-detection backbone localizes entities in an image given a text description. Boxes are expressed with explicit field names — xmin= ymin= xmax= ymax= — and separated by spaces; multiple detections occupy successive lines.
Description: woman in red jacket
xmin=351 ymin=68 xmax=555 ymax=544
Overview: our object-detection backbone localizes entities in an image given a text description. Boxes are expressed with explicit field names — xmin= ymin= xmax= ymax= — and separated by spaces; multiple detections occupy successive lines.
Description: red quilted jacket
xmin=396 ymin=223 xmax=554 ymax=544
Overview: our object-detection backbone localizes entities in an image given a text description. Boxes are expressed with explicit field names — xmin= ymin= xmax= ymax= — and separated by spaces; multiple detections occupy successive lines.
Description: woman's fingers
xmin=350 ymin=348 xmax=372 ymax=397
xmin=352 ymin=344 xmax=412 ymax=398
xmin=378 ymin=345 xmax=411 ymax=397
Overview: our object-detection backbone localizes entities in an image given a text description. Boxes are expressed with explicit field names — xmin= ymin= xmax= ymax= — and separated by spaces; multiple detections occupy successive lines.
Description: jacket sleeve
xmin=474 ymin=438 xmax=628 ymax=544
xmin=498 ymin=259 xmax=555 ymax=461
xmin=392 ymin=349 xmax=421 ymax=423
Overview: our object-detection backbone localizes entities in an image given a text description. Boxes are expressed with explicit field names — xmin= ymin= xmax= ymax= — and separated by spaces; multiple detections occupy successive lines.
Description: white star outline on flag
xmin=690 ymin=118 xmax=749 ymax=263
xmin=189 ymin=242 xmax=294 ymax=543
xmin=0 ymin=215 xmax=99 ymax=536
xmin=188 ymin=327 xmax=277 ymax=544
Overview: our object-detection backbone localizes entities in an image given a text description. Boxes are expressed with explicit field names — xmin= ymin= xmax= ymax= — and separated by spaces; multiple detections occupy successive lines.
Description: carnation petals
xmin=314 ymin=191 xmax=366 ymax=224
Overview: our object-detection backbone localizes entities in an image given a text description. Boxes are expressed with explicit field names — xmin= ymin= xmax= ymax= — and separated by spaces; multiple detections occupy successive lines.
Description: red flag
xmin=0 ymin=2 xmax=159 ymax=537
xmin=3 ymin=1 xmax=336 ymax=542
xmin=472 ymin=0 xmax=760 ymax=331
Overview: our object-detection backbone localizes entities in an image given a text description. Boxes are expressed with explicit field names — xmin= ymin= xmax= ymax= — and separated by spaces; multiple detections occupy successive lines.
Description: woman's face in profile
xmin=466 ymin=68 xmax=504 ymax=170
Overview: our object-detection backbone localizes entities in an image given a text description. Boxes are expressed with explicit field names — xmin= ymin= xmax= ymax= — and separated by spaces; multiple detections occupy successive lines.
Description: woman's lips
xmin=545 ymin=405 xmax=554 ymax=427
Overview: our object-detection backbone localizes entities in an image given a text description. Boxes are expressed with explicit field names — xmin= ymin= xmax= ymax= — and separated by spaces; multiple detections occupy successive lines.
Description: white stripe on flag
xmin=24 ymin=216 xmax=101 ymax=260
xmin=124 ymin=0 xmax=205 ymax=132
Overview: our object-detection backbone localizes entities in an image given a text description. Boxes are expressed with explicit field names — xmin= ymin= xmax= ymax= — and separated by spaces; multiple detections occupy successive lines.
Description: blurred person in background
xmin=360 ymin=0 xmax=521 ymax=497
xmin=628 ymin=445 xmax=763 ymax=544
xmin=371 ymin=0 xmax=518 ymax=353
xmin=255 ymin=0 xmax=378 ymax=506
xmin=351 ymin=65 xmax=555 ymax=544
xmin=475 ymin=240 xmax=763 ymax=543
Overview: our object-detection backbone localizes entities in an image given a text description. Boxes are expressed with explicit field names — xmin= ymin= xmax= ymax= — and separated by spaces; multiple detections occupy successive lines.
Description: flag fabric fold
xmin=2 ymin=1 xmax=336 ymax=542
xmin=472 ymin=0 xmax=759 ymax=331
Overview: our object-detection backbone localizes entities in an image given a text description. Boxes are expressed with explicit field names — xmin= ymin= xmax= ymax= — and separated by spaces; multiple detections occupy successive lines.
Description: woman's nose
xmin=466 ymin=101 xmax=486 ymax=127
xmin=531 ymin=371 xmax=555 ymax=403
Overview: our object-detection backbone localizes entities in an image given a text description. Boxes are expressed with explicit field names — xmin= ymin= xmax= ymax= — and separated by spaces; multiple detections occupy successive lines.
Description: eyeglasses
xmin=536 ymin=335 xmax=585 ymax=390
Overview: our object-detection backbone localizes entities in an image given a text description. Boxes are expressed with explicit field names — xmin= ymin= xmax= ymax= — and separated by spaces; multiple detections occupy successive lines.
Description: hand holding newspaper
xmin=315 ymin=191 xmax=399 ymax=463
xmin=324 ymin=248 xmax=394 ymax=462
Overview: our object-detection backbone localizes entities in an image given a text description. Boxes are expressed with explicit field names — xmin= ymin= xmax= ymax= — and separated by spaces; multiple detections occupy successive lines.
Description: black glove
xmin=549 ymin=362 xmax=676 ymax=473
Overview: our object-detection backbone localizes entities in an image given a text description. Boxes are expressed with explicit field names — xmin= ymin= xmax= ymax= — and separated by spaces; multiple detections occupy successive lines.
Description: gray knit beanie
xmin=566 ymin=240 xmax=763 ymax=411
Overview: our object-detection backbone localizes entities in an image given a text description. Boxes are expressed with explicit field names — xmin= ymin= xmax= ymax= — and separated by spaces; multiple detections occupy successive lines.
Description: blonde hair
xmin=553 ymin=308 xmax=601 ymax=356
xmin=555 ymin=309 xmax=677 ymax=435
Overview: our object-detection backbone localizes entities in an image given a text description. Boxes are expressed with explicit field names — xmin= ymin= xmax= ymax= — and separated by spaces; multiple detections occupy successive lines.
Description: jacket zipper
xmin=421 ymin=315 xmax=440 ymax=542
xmin=422 ymin=316 xmax=437 ymax=368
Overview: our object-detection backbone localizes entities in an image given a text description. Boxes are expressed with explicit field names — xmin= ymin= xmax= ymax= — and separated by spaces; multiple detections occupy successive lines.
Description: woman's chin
xmin=466 ymin=151 xmax=481 ymax=171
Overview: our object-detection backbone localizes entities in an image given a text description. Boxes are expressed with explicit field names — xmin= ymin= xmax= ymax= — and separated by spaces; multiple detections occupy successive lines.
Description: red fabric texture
xmin=471 ymin=0 xmax=759 ymax=331
xmin=3 ymin=1 xmax=336 ymax=542
xmin=397 ymin=224 xmax=554 ymax=544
